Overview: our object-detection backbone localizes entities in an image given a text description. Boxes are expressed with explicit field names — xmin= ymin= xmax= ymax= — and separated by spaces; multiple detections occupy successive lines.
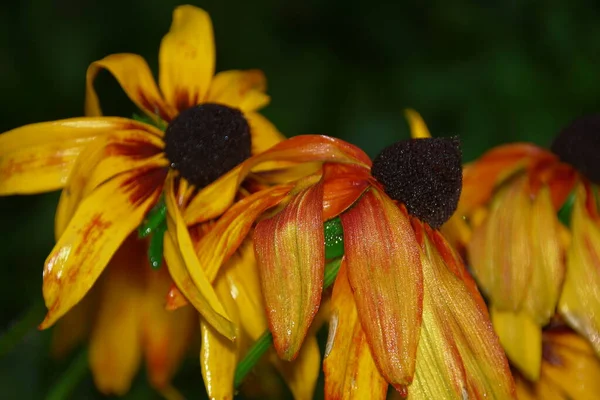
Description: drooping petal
xmin=404 ymin=109 xmax=431 ymax=139
xmin=206 ymin=70 xmax=270 ymax=113
xmin=408 ymin=225 xmax=515 ymax=399
xmin=142 ymin=265 xmax=197 ymax=390
xmin=254 ymin=182 xmax=325 ymax=360
xmin=491 ymin=308 xmax=541 ymax=381
xmin=559 ymin=184 xmax=600 ymax=355
xmin=159 ymin=5 xmax=215 ymax=112
xmin=85 ymin=53 xmax=174 ymax=121
xmin=0 ymin=117 xmax=144 ymax=195
xmin=272 ymin=334 xmax=321 ymax=400
xmin=468 ymin=177 xmax=533 ymax=311
xmin=322 ymin=163 xmax=371 ymax=221
xmin=523 ymin=185 xmax=565 ymax=325
xmin=184 ymin=134 xmax=372 ymax=225
xmin=196 ymin=184 xmax=293 ymax=283
xmin=88 ymin=239 xmax=145 ymax=395
xmin=200 ymin=268 xmax=240 ymax=400
xmin=324 ymin=262 xmax=388 ymax=400
xmin=340 ymin=189 xmax=423 ymax=390
xmin=40 ymin=166 xmax=166 ymax=329
xmin=50 ymin=292 xmax=97 ymax=359
xmin=163 ymin=175 xmax=235 ymax=340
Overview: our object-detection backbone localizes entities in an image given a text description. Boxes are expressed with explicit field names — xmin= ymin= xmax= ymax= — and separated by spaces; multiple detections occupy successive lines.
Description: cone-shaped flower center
xmin=371 ymin=137 xmax=462 ymax=228
xmin=164 ymin=103 xmax=251 ymax=189
xmin=551 ymin=114 xmax=600 ymax=184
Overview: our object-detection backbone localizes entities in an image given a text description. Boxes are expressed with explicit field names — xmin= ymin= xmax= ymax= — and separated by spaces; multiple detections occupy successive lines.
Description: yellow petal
xmin=206 ymin=70 xmax=270 ymax=113
xmin=254 ymin=182 xmax=325 ymax=360
xmin=200 ymin=268 xmax=240 ymax=400
xmin=159 ymin=5 xmax=214 ymax=112
xmin=196 ymin=184 xmax=292 ymax=282
xmin=163 ymin=175 xmax=235 ymax=340
xmin=559 ymin=184 xmax=600 ymax=355
xmin=85 ymin=53 xmax=174 ymax=121
xmin=245 ymin=111 xmax=286 ymax=159
xmin=273 ymin=334 xmax=321 ymax=400
xmin=409 ymin=226 xmax=516 ymax=399
xmin=323 ymin=263 xmax=388 ymax=400
xmin=0 ymin=117 xmax=141 ymax=195
xmin=142 ymin=266 xmax=197 ymax=390
xmin=523 ymin=186 xmax=565 ymax=325
xmin=468 ymin=177 xmax=533 ymax=311
xmin=89 ymin=239 xmax=145 ymax=395
xmin=50 ymin=292 xmax=96 ymax=359
xmin=340 ymin=189 xmax=423 ymax=389
xmin=404 ymin=109 xmax=431 ymax=139
xmin=491 ymin=308 xmax=541 ymax=381
xmin=184 ymin=134 xmax=371 ymax=225
xmin=40 ymin=166 xmax=166 ymax=329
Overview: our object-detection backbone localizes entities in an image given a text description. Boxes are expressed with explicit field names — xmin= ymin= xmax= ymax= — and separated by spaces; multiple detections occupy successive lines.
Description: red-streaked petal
xmin=559 ymin=184 xmax=600 ymax=356
xmin=85 ymin=53 xmax=174 ymax=121
xmin=340 ymin=189 xmax=423 ymax=389
xmin=184 ymin=134 xmax=372 ymax=225
xmin=409 ymin=226 xmax=516 ymax=399
xmin=206 ymin=70 xmax=270 ymax=113
xmin=324 ymin=262 xmax=388 ymax=400
xmin=254 ymin=182 xmax=325 ymax=360
xmin=158 ymin=5 xmax=214 ymax=112
xmin=195 ymin=184 xmax=293 ymax=283
xmin=322 ymin=163 xmax=371 ymax=220
xmin=163 ymin=175 xmax=236 ymax=340
xmin=40 ymin=166 xmax=166 ymax=329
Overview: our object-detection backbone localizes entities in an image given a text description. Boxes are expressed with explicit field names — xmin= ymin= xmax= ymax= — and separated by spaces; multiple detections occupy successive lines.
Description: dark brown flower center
xmin=550 ymin=114 xmax=600 ymax=184
xmin=164 ymin=103 xmax=251 ymax=189
xmin=371 ymin=137 xmax=462 ymax=229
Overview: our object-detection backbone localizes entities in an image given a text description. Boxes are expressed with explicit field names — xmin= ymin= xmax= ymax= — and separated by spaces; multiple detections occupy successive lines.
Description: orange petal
xmin=324 ymin=262 xmax=388 ymax=400
xmin=523 ymin=186 xmax=565 ymax=325
xmin=196 ymin=184 xmax=293 ymax=283
xmin=159 ymin=5 xmax=214 ymax=112
xmin=322 ymin=163 xmax=371 ymax=220
xmin=165 ymin=284 xmax=189 ymax=311
xmin=40 ymin=166 xmax=166 ymax=329
xmin=50 ymin=292 xmax=96 ymax=359
xmin=409 ymin=226 xmax=515 ymax=399
xmin=254 ymin=182 xmax=325 ymax=360
xmin=206 ymin=70 xmax=270 ymax=113
xmin=163 ymin=175 xmax=235 ymax=340
xmin=404 ymin=109 xmax=431 ymax=139
xmin=88 ymin=238 xmax=145 ymax=395
xmin=85 ymin=53 xmax=174 ymax=121
xmin=0 ymin=117 xmax=143 ymax=195
xmin=468 ymin=177 xmax=533 ymax=311
xmin=340 ymin=189 xmax=423 ymax=389
xmin=184 ymin=134 xmax=372 ymax=225
xmin=142 ymin=266 xmax=197 ymax=390
xmin=559 ymin=184 xmax=600 ymax=355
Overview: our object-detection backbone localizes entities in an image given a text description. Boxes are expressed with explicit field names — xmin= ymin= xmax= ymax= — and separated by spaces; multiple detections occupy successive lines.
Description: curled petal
xmin=40 ymin=166 xmax=166 ymax=329
xmin=85 ymin=53 xmax=174 ymax=121
xmin=324 ymin=262 xmax=388 ymax=400
xmin=0 ymin=117 xmax=144 ymax=195
xmin=559 ymin=184 xmax=600 ymax=355
xmin=163 ymin=175 xmax=235 ymax=340
xmin=409 ymin=227 xmax=515 ymax=399
xmin=322 ymin=163 xmax=371 ymax=220
xmin=184 ymin=135 xmax=372 ymax=225
xmin=89 ymin=239 xmax=145 ymax=395
xmin=404 ymin=109 xmax=431 ymax=139
xmin=255 ymin=182 xmax=325 ymax=360
xmin=206 ymin=70 xmax=270 ymax=113
xmin=340 ymin=189 xmax=423 ymax=389
xmin=159 ymin=5 xmax=214 ymax=112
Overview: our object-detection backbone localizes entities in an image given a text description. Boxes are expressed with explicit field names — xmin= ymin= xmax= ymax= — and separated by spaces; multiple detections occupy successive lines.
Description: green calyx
xmin=324 ymin=217 xmax=344 ymax=259
xmin=557 ymin=190 xmax=576 ymax=227
xmin=132 ymin=113 xmax=168 ymax=131
xmin=138 ymin=195 xmax=167 ymax=269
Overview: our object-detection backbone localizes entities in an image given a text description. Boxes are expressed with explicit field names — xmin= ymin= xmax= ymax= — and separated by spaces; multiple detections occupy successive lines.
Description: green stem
xmin=234 ymin=258 xmax=343 ymax=388
xmin=0 ymin=300 xmax=45 ymax=358
xmin=45 ymin=348 xmax=89 ymax=400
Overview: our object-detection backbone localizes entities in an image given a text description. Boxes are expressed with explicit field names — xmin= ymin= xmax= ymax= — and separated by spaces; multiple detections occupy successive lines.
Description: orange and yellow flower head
xmin=452 ymin=113 xmax=600 ymax=382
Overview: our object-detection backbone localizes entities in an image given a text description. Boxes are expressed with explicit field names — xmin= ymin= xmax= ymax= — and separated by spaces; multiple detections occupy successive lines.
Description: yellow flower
xmin=432 ymin=113 xmax=600 ymax=382
xmin=0 ymin=4 xmax=288 ymax=395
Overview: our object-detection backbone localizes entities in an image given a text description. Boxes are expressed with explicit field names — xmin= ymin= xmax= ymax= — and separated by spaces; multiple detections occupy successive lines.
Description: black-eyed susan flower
xmin=0 ymin=4 xmax=292 ymax=395
xmin=183 ymin=126 xmax=515 ymax=397
xmin=439 ymin=113 xmax=600 ymax=383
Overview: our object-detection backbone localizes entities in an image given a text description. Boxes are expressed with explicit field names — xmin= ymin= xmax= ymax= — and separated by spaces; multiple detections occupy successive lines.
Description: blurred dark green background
xmin=0 ymin=0 xmax=598 ymax=398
